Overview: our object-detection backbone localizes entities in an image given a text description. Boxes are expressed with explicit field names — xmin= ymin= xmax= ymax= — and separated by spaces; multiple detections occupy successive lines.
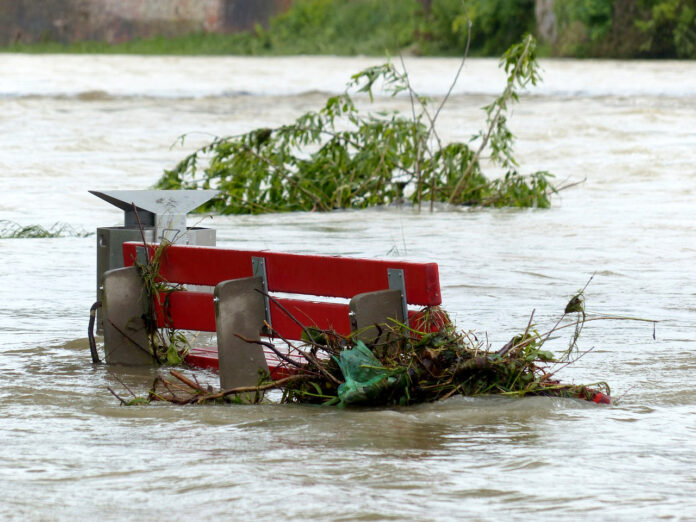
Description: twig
xmin=501 ymin=313 xmax=652 ymax=361
xmin=164 ymin=379 xmax=200 ymax=398
xmin=191 ymin=373 xmax=205 ymax=391
xmin=258 ymin=290 xmax=317 ymax=345
xmin=161 ymin=379 xmax=180 ymax=398
xmin=170 ymin=369 xmax=205 ymax=393
xmin=246 ymin=327 xmax=339 ymax=386
xmin=263 ymin=319 xmax=303 ymax=353
xmin=152 ymin=376 xmax=190 ymax=404
xmin=168 ymin=131 xmax=220 ymax=150
xmin=612 ymin=385 xmax=637 ymax=405
xmin=234 ymin=333 xmax=311 ymax=371
xmin=554 ymin=177 xmax=587 ymax=192
xmin=397 ymin=54 xmax=425 ymax=210
xmin=131 ymin=203 xmax=149 ymax=256
xmin=580 ymin=273 xmax=596 ymax=294
xmin=393 ymin=57 xmax=440 ymax=152
xmin=523 ymin=309 xmax=535 ymax=340
xmin=429 ymin=18 xmax=472 ymax=138
xmin=107 ymin=386 xmax=126 ymax=405
xmin=148 ymin=376 xmax=163 ymax=398
xmin=449 ymin=34 xmax=534 ymax=203
xmin=439 ymin=385 xmax=461 ymax=401
xmin=498 ymin=309 xmax=535 ymax=357
xmin=195 ymin=375 xmax=310 ymax=403
xmin=535 ymin=274 xmax=595 ymax=355
xmin=107 ymin=370 xmax=137 ymax=398
xmin=253 ymin=291 xmax=342 ymax=386
xmin=544 ymin=346 xmax=596 ymax=380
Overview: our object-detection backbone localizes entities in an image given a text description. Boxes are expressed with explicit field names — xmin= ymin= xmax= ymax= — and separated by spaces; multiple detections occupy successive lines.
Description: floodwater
xmin=1 ymin=54 xmax=695 ymax=520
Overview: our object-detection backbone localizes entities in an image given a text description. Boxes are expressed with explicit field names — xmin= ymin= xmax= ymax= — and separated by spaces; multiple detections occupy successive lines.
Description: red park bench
xmin=101 ymin=241 xmax=442 ymax=391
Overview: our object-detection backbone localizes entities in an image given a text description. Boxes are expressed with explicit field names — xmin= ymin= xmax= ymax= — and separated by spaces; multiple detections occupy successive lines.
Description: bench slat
xmin=123 ymin=242 xmax=441 ymax=306
xmin=154 ymin=290 xmax=437 ymax=342
xmin=186 ymin=346 xmax=296 ymax=379
xmin=154 ymin=292 xmax=352 ymax=339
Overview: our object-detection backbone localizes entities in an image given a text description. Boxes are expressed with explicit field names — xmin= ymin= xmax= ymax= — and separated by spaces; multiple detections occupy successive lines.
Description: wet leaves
xmin=157 ymin=36 xmax=556 ymax=214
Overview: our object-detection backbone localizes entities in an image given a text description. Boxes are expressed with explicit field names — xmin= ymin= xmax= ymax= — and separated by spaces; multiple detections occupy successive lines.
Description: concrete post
xmin=102 ymin=266 xmax=155 ymax=365
xmin=214 ymin=276 xmax=270 ymax=397
xmin=349 ymin=289 xmax=405 ymax=345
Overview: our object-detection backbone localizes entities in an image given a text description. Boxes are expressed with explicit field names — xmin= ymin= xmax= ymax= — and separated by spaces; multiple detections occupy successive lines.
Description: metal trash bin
xmin=91 ymin=189 xmax=218 ymax=332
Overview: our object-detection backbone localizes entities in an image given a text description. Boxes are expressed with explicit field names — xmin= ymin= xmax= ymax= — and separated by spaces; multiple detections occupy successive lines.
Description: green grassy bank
xmin=2 ymin=0 xmax=694 ymax=58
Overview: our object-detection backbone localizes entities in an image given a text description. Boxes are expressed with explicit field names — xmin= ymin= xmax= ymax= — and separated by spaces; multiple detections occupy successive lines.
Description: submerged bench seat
xmin=102 ymin=242 xmax=442 ymax=389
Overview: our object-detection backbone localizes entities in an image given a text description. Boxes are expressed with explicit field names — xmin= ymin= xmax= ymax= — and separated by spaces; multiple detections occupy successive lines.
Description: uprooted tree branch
xmin=156 ymin=34 xmax=565 ymax=214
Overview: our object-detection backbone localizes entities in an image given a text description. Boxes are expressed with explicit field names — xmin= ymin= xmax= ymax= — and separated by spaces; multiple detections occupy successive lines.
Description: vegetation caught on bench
xmin=156 ymin=34 xmax=559 ymax=214
xmin=137 ymin=239 xmax=192 ymax=366
xmin=112 ymin=282 xmax=634 ymax=408
xmin=105 ymin=240 xmax=654 ymax=408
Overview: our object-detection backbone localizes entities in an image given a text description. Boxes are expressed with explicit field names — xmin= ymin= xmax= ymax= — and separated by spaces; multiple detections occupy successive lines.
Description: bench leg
xmin=349 ymin=289 xmax=405 ymax=345
xmin=102 ymin=266 xmax=155 ymax=365
xmin=215 ymin=276 xmax=270 ymax=397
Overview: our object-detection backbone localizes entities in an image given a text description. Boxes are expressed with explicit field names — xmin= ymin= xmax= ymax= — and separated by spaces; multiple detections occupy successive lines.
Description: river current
xmin=0 ymin=54 xmax=695 ymax=520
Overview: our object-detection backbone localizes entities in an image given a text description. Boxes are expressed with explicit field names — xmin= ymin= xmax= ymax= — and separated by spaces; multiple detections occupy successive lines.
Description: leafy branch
xmin=157 ymin=34 xmax=558 ymax=214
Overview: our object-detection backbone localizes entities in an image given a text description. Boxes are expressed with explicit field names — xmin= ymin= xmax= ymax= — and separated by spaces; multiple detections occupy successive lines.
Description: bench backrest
xmin=122 ymin=242 xmax=441 ymax=340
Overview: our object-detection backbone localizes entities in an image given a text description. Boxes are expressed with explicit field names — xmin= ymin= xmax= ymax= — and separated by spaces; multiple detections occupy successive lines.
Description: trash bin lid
xmin=89 ymin=190 xmax=218 ymax=216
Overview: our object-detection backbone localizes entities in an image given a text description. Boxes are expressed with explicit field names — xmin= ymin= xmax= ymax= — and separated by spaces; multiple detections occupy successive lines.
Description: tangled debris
xmin=107 ymin=283 xmax=651 ymax=408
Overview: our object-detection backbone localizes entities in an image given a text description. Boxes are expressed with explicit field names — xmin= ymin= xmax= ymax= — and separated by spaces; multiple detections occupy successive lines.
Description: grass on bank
xmin=0 ymin=220 xmax=91 ymax=239
xmin=3 ymin=0 xmax=692 ymax=59
xmin=0 ymin=0 xmax=531 ymax=58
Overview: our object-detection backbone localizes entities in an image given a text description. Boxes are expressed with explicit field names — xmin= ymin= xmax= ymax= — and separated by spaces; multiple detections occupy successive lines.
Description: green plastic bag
xmin=336 ymin=341 xmax=396 ymax=406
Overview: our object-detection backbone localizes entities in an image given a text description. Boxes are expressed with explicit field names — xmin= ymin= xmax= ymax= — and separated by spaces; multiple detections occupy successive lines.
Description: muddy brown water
xmin=1 ymin=55 xmax=695 ymax=519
